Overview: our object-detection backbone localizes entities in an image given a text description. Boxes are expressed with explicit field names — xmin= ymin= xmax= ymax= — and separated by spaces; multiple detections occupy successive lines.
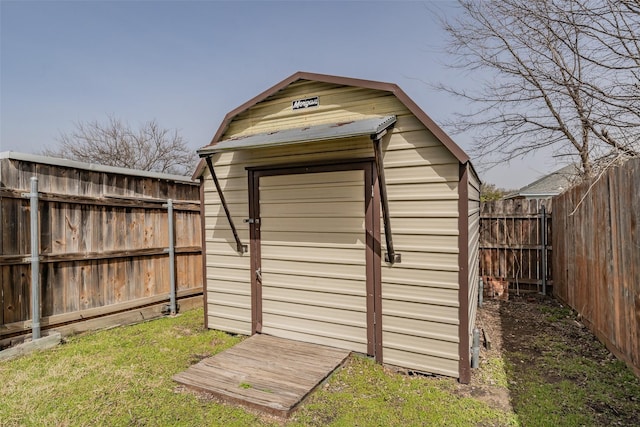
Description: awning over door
xmin=197 ymin=115 xmax=396 ymax=156
xmin=198 ymin=115 xmax=400 ymax=264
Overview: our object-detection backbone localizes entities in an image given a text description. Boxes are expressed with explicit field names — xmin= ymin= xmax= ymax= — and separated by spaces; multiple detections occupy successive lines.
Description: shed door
xmin=256 ymin=169 xmax=369 ymax=354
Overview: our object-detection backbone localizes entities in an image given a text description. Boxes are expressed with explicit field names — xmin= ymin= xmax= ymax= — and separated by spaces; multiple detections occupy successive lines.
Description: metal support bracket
xmin=205 ymin=157 xmax=247 ymax=254
xmin=372 ymin=129 xmax=401 ymax=264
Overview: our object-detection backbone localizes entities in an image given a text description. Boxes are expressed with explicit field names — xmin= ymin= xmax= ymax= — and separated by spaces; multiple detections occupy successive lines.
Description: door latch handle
xmin=256 ymin=268 xmax=262 ymax=281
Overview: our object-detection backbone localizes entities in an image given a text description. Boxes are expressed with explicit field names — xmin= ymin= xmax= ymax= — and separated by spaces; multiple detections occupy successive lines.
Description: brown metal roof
xmin=193 ymin=71 xmax=470 ymax=179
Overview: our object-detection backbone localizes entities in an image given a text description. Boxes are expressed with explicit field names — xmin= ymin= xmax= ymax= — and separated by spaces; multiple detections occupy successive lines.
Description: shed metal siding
xmin=260 ymin=170 xmax=368 ymax=352
xmin=467 ymin=167 xmax=481 ymax=338
xmin=203 ymin=80 xmax=464 ymax=377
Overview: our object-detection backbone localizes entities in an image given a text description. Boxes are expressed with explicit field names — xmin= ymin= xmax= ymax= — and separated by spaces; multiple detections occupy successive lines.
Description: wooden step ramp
xmin=173 ymin=334 xmax=350 ymax=417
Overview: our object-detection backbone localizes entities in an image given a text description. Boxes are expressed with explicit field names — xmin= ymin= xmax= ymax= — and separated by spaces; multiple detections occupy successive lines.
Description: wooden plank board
xmin=173 ymin=334 xmax=350 ymax=417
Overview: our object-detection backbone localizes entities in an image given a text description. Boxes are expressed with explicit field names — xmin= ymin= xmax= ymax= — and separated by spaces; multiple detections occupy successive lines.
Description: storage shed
xmin=194 ymin=72 xmax=480 ymax=383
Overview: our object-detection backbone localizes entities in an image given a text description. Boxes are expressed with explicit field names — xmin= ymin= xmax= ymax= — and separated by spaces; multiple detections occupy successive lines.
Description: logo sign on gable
xmin=292 ymin=96 xmax=319 ymax=111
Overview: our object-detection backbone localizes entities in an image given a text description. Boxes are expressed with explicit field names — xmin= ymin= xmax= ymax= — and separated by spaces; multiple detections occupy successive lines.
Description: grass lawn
xmin=1 ymin=303 xmax=638 ymax=426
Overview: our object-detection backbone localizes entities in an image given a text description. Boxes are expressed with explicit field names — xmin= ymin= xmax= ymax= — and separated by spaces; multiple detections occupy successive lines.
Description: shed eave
xmin=197 ymin=115 xmax=396 ymax=157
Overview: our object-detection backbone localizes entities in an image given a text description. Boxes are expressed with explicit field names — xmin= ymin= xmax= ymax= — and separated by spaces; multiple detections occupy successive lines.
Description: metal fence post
xmin=23 ymin=177 xmax=41 ymax=339
xmin=167 ymin=199 xmax=177 ymax=315
xmin=540 ymin=204 xmax=547 ymax=296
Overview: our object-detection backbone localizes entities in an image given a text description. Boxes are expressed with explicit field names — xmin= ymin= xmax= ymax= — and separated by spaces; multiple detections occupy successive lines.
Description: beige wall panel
xmin=383 ymin=146 xmax=458 ymax=168
xmin=262 ymin=218 xmax=365 ymax=234
xmin=383 ymin=316 xmax=459 ymax=342
xmin=237 ymin=85 xmax=381 ymax=115
xmin=201 ymin=164 xmax=246 ymax=181
xmin=205 ymin=203 xmax=249 ymax=219
xmin=207 ymin=291 xmax=251 ymax=308
xmin=259 ymin=169 xmax=362 ymax=187
xmin=205 ymin=254 xmax=251 ymax=269
xmin=382 ymin=284 xmax=459 ymax=306
xmin=204 ymin=188 xmax=248 ymax=204
xmin=205 ymin=279 xmax=251 ymax=296
xmin=207 ymin=304 xmax=251 ymax=323
xmin=207 ymin=315 xmax=251 ymax=335
xmin=261 ymin=201 xmax=364 ymax=218
xmin=262 ymin=325 xmax=368 ymax=354
xmin=261 ymin=244 xmax=366 ymax=265
xmin=260 ymin=185 xmax=362 ymax=203
xmin=235 ymin=138 xmax=371 ymax=165
xmin=259 ymin=272 xmax=365 ymax=296
xmin=210 ymin=175 xmax=247 ymax=191
xmin=382 ymin=267 xmax=459 ymax=288
xmin=384 ymin=348 xmax=458 ymax=378
xmin=382 ymin=300 xmax=459 ymax=325
xmin=244 ymin=147 xmax=372 ymax=169
xmin=262 ymin=287 xmax=366 ymax=312
xmin=206 ymin=266 xmax=250 ymax=282
xmin=384 ymin=200 xmax=459 ymax=217
xmin=381 ymin=250 xmax=458 ymax=272
xmin=205 ymin=240 xmax=251 ymax=257
xmin=384 ymin=217 xmax=459 ymax=235
xmin=383 ymin=332 xmax=458 ymax=360
xmin=386 ymin=130 xmax=443 ymax=151
xmin=262 ymin=255 xmax=364 ymax=281
xmin=260 ymin=231 xmax=366 ymax=249
xmin=204 ymin=230 xmax=249 ymax=254
xmin=262 ymin=301 xmax=366 ymax=329
xmin=389 ymin=233 xmax=459 ymax=253
xmin=204 ymin=215 xmax=250 ymax=230
xmin=231 ymin=86 xmax=385 ymax=121
xmin=384 ymin=164 xmax=459 ymax=185
xmin=386 ymin=183 xmax=459 ymax=202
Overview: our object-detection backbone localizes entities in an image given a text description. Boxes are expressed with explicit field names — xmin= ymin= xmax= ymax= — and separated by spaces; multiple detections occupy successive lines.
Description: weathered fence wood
xmin=553 ymin=158 xmax=640 ymax=378
xmin=479 ymin=199 xmax=552 ymax=295
xmin=0 ymin=153 xmax=203 ymax=342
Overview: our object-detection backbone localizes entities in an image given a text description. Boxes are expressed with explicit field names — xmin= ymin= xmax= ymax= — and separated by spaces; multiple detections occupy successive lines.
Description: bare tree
xmin=436 ymin=0 xmax=640 ymax=178
xmin=43 ymin=116 xmax=197 ymax=175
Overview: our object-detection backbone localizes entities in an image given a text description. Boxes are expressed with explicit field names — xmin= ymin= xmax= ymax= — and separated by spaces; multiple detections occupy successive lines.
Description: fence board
xmin=479 ymin=198 xmax=552 ymax=295
xmin=553 ymin=158 xmax=640 ymax=378
xmin=0 ymin=155 xmax=202 ymax=341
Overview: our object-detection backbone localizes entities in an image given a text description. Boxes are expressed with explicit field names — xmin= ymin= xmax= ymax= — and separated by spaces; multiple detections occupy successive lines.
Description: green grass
xmin=2 ymin=305 xmax=638 ymax=426
xmin=293 ymin=356 xmax=517 ymax=427
xmin=0 ymin=308 xmax=515 ymax=427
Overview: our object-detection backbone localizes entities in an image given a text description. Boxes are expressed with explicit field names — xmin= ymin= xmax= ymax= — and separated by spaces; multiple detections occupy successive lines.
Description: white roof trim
xmin=0 ymin=152 xmax=196 ymax=183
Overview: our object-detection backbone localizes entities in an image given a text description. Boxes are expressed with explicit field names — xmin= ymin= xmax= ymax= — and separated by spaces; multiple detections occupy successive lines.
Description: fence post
xmin=166 ymin=199 xmax=177 ymax=315
xmin=23 ymin=177 xmax=41 ymax=339
xmin=540 ymin=204 xmax=547 ymax=296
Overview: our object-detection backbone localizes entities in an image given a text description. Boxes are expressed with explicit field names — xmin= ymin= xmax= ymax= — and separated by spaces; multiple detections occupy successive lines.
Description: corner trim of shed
xmin=458 ymin=162 xmax=471 ymax=384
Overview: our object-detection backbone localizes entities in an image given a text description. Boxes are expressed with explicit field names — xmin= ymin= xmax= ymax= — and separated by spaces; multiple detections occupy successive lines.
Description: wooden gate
xmin=479 ymin=199 xmax=552 ymax=296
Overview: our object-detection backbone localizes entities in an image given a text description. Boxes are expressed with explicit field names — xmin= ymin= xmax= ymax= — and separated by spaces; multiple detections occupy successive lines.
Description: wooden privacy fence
xmin=553 ymin=158 xmax=640 ymax=377
xmin=0 ymin=153 xmax=203 ymax=344
xmin=479 ymin=199 xmax=552 ymax=296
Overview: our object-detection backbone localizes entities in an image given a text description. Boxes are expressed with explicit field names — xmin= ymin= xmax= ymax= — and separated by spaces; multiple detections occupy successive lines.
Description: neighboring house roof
xmin=505 ymin=164 xmax=580 ymax=199
xmin=193 ymin=71 xmax=473 ymax=180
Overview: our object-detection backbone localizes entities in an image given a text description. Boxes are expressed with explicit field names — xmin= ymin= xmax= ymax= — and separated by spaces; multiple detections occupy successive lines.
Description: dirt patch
xmin=463 ymin=293 xmax=640 ymax=426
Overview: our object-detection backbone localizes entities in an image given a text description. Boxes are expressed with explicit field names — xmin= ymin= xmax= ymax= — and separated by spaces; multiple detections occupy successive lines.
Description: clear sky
xmin=1 ymin=0 xmax=557 ymax=188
